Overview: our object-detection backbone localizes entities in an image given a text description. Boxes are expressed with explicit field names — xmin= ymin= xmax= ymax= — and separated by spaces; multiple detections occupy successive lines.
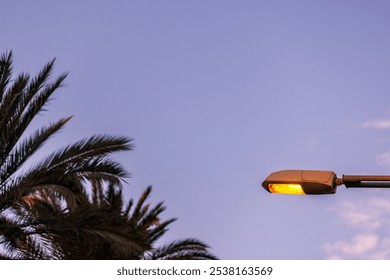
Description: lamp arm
xmin=337 ymin=175 xmax=390 ymax=188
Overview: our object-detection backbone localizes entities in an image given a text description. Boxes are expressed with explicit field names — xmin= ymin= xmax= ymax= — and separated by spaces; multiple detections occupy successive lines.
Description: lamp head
xmin=262 ymin=170 xmax=337 ymax=195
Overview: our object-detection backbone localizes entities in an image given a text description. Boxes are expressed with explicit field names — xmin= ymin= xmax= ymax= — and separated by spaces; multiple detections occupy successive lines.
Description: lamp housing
xmin=262 ymin=170 xmax=337 ymax=195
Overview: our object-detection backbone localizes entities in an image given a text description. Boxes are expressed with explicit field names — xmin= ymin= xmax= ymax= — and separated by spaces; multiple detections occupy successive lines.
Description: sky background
xmin=2 ymin=1 xmax=390 ymax=259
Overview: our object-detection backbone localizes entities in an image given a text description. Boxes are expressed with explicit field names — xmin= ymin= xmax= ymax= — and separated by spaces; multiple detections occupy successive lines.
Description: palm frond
xmin=23 ymin=58 xmax=56 ymax=102
xmin=32 ymin=135 xmax=133 ymax=172
xmin=148 ymin=239 xmax=218 ymax=260
xmin=71 ymin=156 xmax=129 ymax=184
xmin=0 ymin=72 xmax=30 ymax=146
xmin=0 ymin=116 xmax=72 ymax=184
xmin=148 ymin=218 xmax=176 ymax=244
xmin=0 ymin=63 xmax=66 ymax=158
xmin=15 ymin=72 xmax=68 ymax=130
xmin=129 ymin=185 xmax=152 ymax=223
xmin=138 ymin=201 xmax=165 ymax=229
xmin=0 ymin=51 xmax=13 ymax=101
xmin=5 ymin=73 xmax=68 ymax=157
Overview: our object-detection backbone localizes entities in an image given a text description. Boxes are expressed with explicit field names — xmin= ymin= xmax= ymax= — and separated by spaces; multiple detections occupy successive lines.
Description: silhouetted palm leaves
xmin=0 ymin=51 xmax=216 ymax=260
xmin=11 ymin=183 xmax=216 ymax=259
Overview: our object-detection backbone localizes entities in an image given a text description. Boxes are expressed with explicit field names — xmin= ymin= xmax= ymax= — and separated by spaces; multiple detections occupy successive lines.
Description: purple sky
xmin=2 ymin=1 xmax=390 ymax=259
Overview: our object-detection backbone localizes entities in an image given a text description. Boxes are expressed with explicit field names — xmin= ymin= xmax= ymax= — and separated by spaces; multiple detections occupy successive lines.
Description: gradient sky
xmin=2 ymin=1 xmax=390 ymax=259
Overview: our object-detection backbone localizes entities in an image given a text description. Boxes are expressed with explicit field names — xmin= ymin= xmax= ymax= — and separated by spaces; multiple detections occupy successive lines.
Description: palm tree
xmin=0 ymin=51 xmax=216 ymax=260
xmin=0 ymin=51 xmax=132 ymax=258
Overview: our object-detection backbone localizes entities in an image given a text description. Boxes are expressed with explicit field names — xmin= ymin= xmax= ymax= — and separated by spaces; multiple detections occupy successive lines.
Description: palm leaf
xmin=0 ymin=51 xmax=13 ymax=101
xmin=148 ymin=239 xmax=217 ymax=260
xmin=32 ymin=135 xmax=133 ymax=172
xmin=0 ymin=116 xmax=72 ymax=184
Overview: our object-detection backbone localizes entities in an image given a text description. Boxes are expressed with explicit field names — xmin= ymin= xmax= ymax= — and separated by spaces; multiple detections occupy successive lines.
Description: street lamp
xmin=262 ymin=170 xmax=390 ymax=195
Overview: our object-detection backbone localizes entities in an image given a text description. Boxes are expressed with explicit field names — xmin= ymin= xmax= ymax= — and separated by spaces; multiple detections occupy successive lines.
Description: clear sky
xmin=2 ymin=1 xmax=390 ymax=259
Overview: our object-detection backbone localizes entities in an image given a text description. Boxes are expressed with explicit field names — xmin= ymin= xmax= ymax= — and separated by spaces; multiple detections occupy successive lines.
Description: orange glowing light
xmin=268 ymin=183 xmax=305 ymax=195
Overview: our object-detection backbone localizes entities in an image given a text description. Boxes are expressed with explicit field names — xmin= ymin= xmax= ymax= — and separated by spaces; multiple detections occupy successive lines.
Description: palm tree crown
xmin=0 ymin=51 xmax=216 ymax=260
